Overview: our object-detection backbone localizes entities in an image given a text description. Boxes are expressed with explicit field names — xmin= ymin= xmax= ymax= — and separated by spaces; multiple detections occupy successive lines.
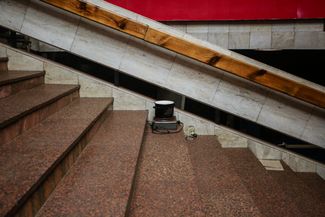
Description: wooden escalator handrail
xmin=41 ymin=0 xmax=325 ymax=109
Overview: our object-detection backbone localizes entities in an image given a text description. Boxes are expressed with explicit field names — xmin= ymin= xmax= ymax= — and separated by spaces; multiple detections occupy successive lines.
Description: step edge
xmin=0 ymin=85 xmax=80 ymax=129
xmin=222 ymin=149 xmax=304 ymax=216
xmin=124 ymin=111 xmax=148 ymax=217
xmin=4 ymin=98 xmax=113 ymax=217
xmin=35 ymin=110 xmax=147 ymax=217
xmin=267 ymin=161 xmax=325 ymax=216
xmin=0 ymin=71 xmax=45 ymax=86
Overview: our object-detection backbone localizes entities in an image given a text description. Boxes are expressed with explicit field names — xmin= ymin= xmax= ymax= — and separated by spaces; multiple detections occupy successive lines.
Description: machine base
xmin=152 ymin=116 xmax=178 ymax=130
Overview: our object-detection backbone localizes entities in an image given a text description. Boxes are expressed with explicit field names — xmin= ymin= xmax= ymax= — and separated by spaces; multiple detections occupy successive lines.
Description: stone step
xmin=129 ymin=130 xmax=207 ymax=217
xmin=0 ymin=98 xmax=113 ymax=217
xmin=268 ymin=163 xmax=325 ymax=217
xmin=188 ymin=136 xmax=262 ymax=217
xmin=0 ymin=70 xmax=45 ymax=98
xmin=0 ymin=84 xmax=79 ymax=145
xmin=36 ymin=111 xmax=147 ymax=217
xmin=296 ymin=172 xmax=325 ymax=199
xmin=223 ymin=148 xmax=305 ymax=217
xmin=0 ymin=57 xmax=8 ymax=72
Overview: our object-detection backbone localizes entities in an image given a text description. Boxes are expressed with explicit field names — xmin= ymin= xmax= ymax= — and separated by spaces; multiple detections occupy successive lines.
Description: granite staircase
xmin=1 ymin=57 xmax=324 ymax=217
xmin=130 ymin=132 xmax=325 ymax=217
xmin=0 ymin=57 xmax=147 ymax=217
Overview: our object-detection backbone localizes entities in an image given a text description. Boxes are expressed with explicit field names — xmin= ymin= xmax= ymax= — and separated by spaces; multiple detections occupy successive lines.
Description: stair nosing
xmin=2 ymin=98 xmax=113 ymax=217
xmin=0 ymin=70 xmax=45 ymax=86
xmin=35 ymin=111 xmax=148 ymax=217
xmin=223 ymin=148 xmax=305 ymax=216
xmin=124 ymin=115 xmax=147 ymax=217
xmin=0 ymin=84 xmax=80 ymax=129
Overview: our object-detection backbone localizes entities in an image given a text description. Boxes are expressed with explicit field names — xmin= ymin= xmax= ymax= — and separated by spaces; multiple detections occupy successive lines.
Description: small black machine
xmin=151 ymin=100 xmax=182 ymax=133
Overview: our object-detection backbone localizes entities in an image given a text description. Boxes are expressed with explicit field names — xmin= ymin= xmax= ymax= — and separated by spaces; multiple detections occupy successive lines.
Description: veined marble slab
xmin=7 ymin=48 xmax=43 ymax=71
xmin=248 ymin=140 xmax=282 ymax=160
xmin=259 ymin=160 xmax=284 ymax=171
xmin=215 ymin=127 xmax=248 ymax=148
xmin=166 ymin=55 xmax=223 ymax=103
xmin=272 ymin=23 xmax=295 ymax=32
xmin=79 ymin=75 xmax=113 ymax=98
xmin=301 ymin=107 xmax=325 ymax=149
xmin=186 ymin=23 xmax=209 ymax=33
xmin=208 ymin=23 xmax=229 ymax=33
xmin=71 ymin=19 xmax=130 ymax=69
xmin=21 ymin=0 xmax=80 ymax=51
xmin=271 ymin=31 xmax=295 ymax=49
xmin=228 ymin=32 xmax=250 ymax=49
xmin=119 ymin=38 xmax=175 ymax=86
xmin=212 ymin=75 xmax=268 ymax=121
xmin=0 ymin=0 xmax=29 ymax=31
xmin=112 ymin=88 xmax=146 ymax=110
xmin=250 ymin=31 xmax=271 ymax=49
xmin=208 ymin=32 xmax=229 ymax=49
xmin=44 ymin=62 xmax=78 ymax=85
xmin=294 ymin=32 xmax=319 ymax=49
xmin=257 ymin=92 xmax=314 ymax=139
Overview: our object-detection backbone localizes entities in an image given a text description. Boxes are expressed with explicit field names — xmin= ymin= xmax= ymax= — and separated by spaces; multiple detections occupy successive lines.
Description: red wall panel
xmin=105 ymin=0 xmax=325 ymax=21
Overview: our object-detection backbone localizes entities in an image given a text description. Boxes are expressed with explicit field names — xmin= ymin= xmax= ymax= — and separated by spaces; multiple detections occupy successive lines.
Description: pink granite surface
xmin=188 ymin=136 xmax=263 ymax=217
xmin=0 ymin=98 xmax=112 ymax=217
xmin=0 ymin=84 xmax=79 ymax=128
xmin=129 ymin=130 xmax=207 ymax=217
xmin=223 ymin=148 xmax=305 ymax=217
xmin=36 ymin=111 xmax=147 ymax=217
xmin=131 ymin=134 xmax=324 ymax=217
xmin=4 ymin=123 xmax=322 ymax=217
xmin=0 ymin=71 xmax=44 ymax=86
xmin=269 ymin=163 xmax=325 ymax=217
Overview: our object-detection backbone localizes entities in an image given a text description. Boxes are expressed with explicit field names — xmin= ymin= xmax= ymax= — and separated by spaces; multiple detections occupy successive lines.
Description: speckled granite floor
xmin=210 ymin=141 xmax=325 ymax=217
xmin=129 ymin=130 xmax=206 ymax=217
xmin=129 ymin=133 xmax=325 ymax=217
xmin=268 ymin=163 xmax=325 ymax=217
xmin=223 ymin=148 xmax=304 ymax=217
xmin=36 ymin=111 xmax=148 ymax=217
xmin=188 ymin=136 xmax=262 ymax=217
xmin=0 ymin=98 xmax=112 ymax=217
xmin=3 ymin=111 xmax=324 ymax=217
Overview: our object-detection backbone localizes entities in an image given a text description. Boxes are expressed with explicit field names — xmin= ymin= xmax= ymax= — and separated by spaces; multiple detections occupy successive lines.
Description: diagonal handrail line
xmin=41 ymin=0 xmax=325 ymax=108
